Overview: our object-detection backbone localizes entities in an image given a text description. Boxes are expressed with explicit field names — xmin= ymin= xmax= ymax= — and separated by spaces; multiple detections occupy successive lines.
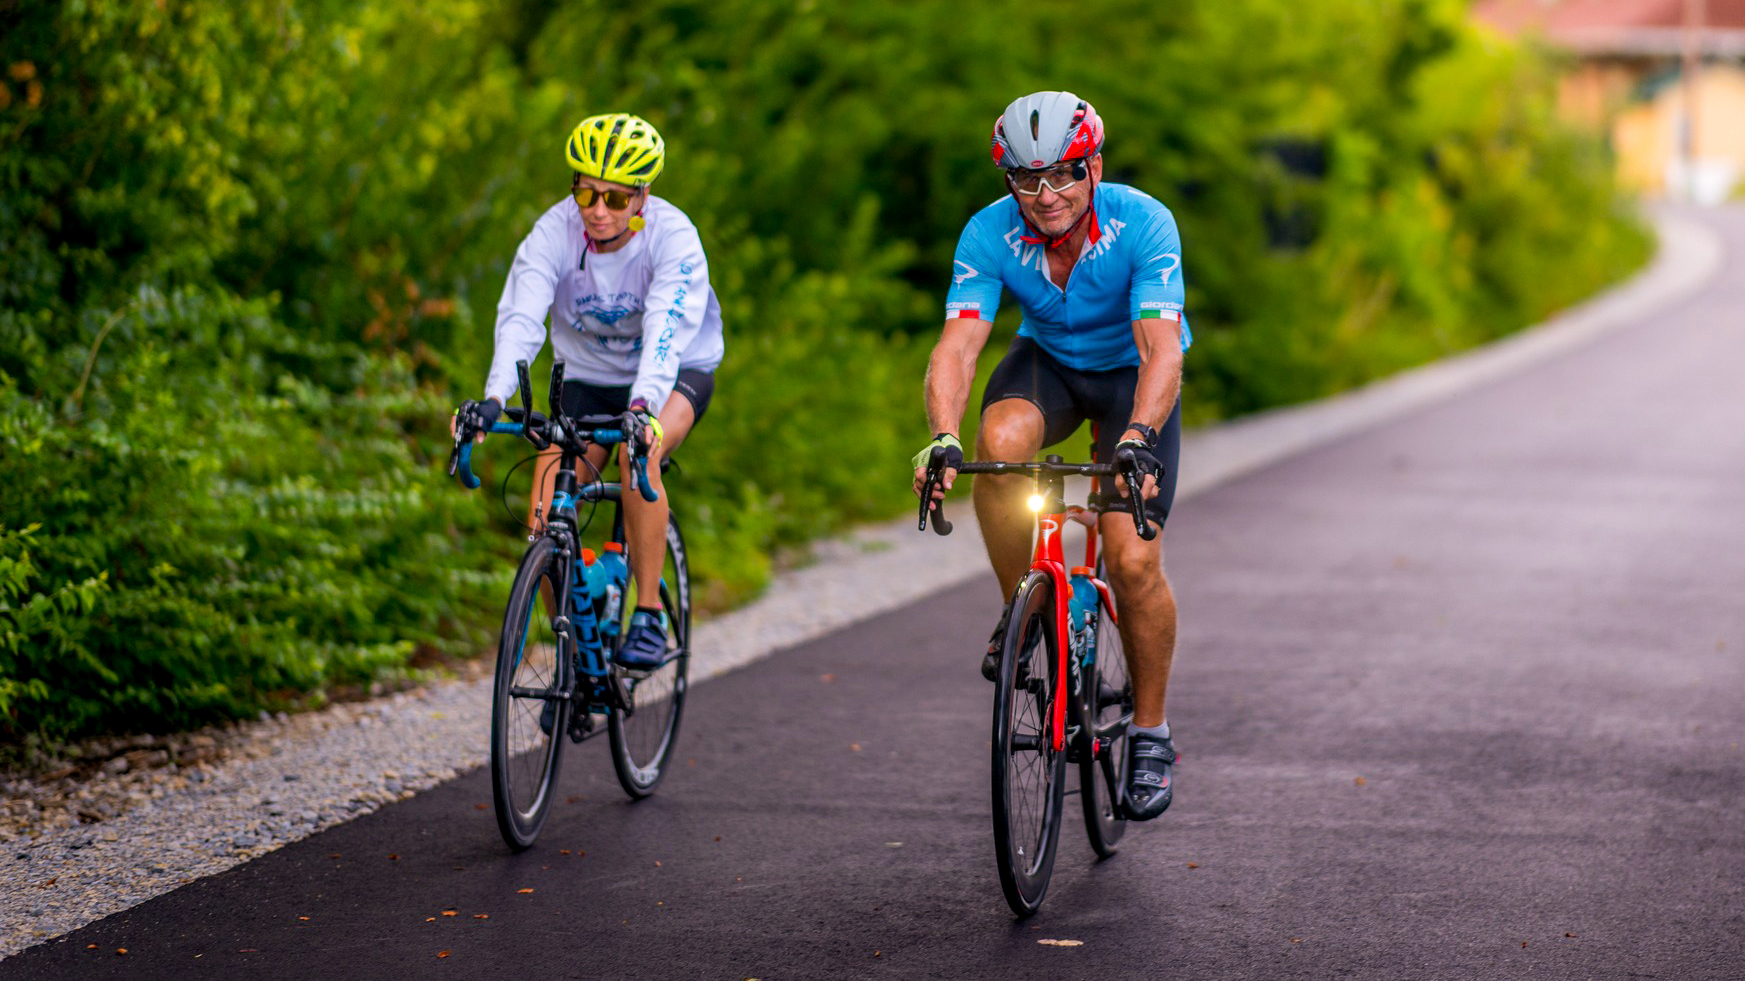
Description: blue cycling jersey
xmin=944 ymin=182 xmax=1191 ymax=372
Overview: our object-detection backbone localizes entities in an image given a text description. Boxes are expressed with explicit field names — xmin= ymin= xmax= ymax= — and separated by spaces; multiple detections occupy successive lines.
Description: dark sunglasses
xmin=574 ymin=186 xmax=639 ymax=211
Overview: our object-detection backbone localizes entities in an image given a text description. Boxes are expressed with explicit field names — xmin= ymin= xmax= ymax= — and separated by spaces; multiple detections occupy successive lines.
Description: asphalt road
xmin=8 ymin=208 xmax=1744 ymax=980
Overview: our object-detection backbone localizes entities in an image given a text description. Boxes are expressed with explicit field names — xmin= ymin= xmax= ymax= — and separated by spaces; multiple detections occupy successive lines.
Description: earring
xmin=628 ymin=214 xmax=646 ymax=231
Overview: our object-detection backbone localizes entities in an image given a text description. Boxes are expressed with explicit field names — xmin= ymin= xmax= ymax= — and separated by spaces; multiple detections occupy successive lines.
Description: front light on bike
xmin=1027 ymin=493 xmax=1046 ymax=512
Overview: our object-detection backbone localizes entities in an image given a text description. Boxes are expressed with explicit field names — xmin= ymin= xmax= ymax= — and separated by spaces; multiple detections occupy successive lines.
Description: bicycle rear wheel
xmin=991 ymin=569 xmax=1068 ymax=918
xmin=1080 ymin=563 xmax=1132 ymax=857
xmin=491 ymin=537 xmax=570 ymax=851
xmin=607 ymin=513 xmax=691 ymax=798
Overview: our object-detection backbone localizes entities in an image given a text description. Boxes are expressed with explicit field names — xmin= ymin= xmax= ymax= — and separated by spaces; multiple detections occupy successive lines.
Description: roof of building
xmin=1472 ymin=0 xmax=1745 ymax=56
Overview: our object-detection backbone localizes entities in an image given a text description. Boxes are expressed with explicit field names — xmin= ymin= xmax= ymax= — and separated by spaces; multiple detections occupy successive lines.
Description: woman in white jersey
xmin=453 ymin=113 xmax=724 ymax=668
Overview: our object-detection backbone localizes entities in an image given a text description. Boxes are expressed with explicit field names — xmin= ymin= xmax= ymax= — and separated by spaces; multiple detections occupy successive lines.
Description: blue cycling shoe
xmin=614 ymin=609 xmax=669 ymax=669
xmin=1124 ymin=731 xmax=1177 ymax=821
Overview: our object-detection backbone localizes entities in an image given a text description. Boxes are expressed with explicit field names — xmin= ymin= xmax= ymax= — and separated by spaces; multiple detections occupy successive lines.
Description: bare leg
xmin=526 ymin=442 xmax=613 ymax=526
xmin=972 ymin=399 xmax=1047 ymax=601
xmin=622 ymin=396 xmax=697 ymax=606
xmin=1098 ymin=511 xmax=1175 ymax=728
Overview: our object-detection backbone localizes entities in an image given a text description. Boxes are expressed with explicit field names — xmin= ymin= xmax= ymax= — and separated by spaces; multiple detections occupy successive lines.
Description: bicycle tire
xmin=1080 ymin=559 xmax=1132 ymax=857
xmin=991 ymin=569 xmax=1068 ymax=918
xmin=607 ymin=512 xmax=691 ymax=799
xmin=491 ymin=536 xmax=570 ymax=851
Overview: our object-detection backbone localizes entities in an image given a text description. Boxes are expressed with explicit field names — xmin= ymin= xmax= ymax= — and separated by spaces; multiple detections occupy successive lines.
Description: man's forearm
xmin=923 ymin=316 xmax=996 ymax=443
xmin=924 ymin=345 xmax=977 ymax=437
xmin=1127 ymin=346 xmax=1182 ymax=434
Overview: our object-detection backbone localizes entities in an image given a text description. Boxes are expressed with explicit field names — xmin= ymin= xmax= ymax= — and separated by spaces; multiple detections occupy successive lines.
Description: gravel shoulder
xmin=0 ymin=206 xmax=1721 ymax=960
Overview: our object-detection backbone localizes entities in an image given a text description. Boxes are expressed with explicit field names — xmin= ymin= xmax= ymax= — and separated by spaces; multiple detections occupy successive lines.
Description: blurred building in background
xmin=1473 ymin=0 xmax=1745 ymax=202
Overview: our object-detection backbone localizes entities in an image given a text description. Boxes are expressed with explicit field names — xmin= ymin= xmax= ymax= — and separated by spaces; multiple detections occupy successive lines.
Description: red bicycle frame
xmin=1029 ymin=501 xmax=1118 ymax=752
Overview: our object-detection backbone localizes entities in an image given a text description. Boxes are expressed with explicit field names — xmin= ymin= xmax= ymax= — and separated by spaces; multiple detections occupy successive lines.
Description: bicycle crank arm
xmin=509 ymin=685 xmax=574 ymax=700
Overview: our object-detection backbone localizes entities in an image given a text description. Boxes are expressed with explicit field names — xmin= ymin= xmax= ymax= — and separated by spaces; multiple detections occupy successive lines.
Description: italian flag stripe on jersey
xmin=949 ymin=307 xmax=981 ymax=319
xmin=1139 ymin=309 xmax=1181 ymax=323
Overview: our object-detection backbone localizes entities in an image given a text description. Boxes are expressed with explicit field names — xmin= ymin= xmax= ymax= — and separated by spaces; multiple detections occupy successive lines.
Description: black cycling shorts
xmin=980 ymin=336 xmax=1180 ymax=528
xmin=560 ymin=368 xmax=716 ymax=423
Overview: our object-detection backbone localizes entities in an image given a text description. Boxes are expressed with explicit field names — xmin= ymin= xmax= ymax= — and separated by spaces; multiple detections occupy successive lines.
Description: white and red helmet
xmin=989 ymin=91 xmax=1104 ymax=170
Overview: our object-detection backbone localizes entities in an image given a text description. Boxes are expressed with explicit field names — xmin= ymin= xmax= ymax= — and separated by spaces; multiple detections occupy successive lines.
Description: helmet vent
xmin=1029 ymin=110 xmax=1041 ymax=141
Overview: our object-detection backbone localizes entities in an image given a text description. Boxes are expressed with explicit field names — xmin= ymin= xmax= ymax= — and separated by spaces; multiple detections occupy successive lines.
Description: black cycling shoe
xmin=979 ymin=609 xmax=1014 ymax=682
xmin=1123 ymin=731 xmax=1177 ymax=821
xmin=539 ymin=698 xmax=557 ymax=737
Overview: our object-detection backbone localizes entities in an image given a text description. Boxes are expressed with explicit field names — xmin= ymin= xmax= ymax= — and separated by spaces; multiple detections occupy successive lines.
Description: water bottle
xmin=579 ymin=547 xmax=604 ymax=606
xmin=597 ymin=542 xmax=629 ymax=637
xmin=1068 ymin=568 xmax=1100 ymax=681
xmin=570 ymin=549 xmax=606 ymax=676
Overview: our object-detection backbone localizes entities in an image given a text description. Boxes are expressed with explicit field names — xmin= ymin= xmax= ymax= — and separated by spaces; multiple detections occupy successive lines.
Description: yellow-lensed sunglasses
xmin=574 ymin=186 xmax=639 ymax=211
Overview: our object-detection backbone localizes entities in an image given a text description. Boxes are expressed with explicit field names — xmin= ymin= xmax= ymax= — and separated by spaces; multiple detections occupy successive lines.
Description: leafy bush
xmin=0 ymin=286 xmax=507 ymax=740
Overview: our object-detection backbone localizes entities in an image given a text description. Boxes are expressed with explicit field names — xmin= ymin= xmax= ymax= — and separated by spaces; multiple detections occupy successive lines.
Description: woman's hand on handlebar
xmin=619 ymin=401 xmax=664 ymax=459
xmin=451 ymin=398 xmax=502 ymax=445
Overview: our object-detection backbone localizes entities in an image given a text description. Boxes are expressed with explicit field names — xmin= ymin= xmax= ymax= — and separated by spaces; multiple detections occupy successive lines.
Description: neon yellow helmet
xmin=565 ymin=113 xmax=665 ymax=186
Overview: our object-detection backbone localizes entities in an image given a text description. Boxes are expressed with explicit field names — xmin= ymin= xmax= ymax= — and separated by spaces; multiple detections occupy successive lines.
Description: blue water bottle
xmin=1069 ymin=567 xmax=1100 ymax=670
xmin=580 ymin=547 xmax=605 ymax=606
xmin=569 ymin=550 xmax=606 ymax=676
xmin=596 ymin=542 xmax=629 ymax=637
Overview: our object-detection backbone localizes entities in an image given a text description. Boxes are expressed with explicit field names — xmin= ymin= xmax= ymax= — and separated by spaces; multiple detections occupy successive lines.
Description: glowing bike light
xmin=1027 ymin=493 xmax=1046 ymax=512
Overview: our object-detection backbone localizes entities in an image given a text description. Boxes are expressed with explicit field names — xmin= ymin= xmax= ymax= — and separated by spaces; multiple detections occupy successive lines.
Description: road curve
xmin=6 ymin=205 xmax=1744 ymax=980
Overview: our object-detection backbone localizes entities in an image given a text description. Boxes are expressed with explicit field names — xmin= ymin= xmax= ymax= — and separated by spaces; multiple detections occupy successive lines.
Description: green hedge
xmin=2 ymin=0 xmax=1646 ymax=741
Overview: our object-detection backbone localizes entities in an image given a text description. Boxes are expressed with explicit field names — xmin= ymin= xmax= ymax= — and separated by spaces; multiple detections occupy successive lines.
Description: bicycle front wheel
xmin=607 ymin=512 xmax=691 ymax=799
xmin=491 ymin=536 xmax=570 ymax=851
xmin=991 ymin=569 xmax=1068 ymax=918
xmin=1080 ymin=562 xmax=1132 ymax=857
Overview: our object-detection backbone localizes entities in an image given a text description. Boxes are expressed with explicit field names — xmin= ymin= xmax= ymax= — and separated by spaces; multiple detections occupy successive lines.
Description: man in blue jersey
xmin=911 ymin=91 xmax=1189 ymax=821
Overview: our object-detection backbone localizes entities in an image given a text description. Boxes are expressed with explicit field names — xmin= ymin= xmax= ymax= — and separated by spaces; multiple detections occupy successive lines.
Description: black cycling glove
xmin=1115 ymin=437 xmax=1163 ymax=499
xmin=454 ymin=398 xmax=502 ymax=441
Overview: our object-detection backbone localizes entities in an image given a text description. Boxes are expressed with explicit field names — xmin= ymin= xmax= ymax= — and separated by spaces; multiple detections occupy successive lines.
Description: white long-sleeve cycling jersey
xmin=483 ymin=194 xmax=724 ymax=413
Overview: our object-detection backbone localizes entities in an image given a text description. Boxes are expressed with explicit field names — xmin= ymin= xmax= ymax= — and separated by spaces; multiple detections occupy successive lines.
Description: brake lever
xmin=515 ymin=361 xmax=550 ymax=450
xmin=920 ymin=446 xmax=953 ymax=535
xmin=1112 ymin=447 xmax=1159 ymax=541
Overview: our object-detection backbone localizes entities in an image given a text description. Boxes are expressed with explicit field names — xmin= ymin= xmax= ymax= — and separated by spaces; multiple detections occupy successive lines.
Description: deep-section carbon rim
xmin=608 ymin=513 xmax=691 ymax=798
xmin=491 ymin=537 xmax=569 ymax=851
xmin=1081 ymin=560 xmax=1131 ymax=857
xmin=991 ymin=570 xmax=1066 ymax=917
